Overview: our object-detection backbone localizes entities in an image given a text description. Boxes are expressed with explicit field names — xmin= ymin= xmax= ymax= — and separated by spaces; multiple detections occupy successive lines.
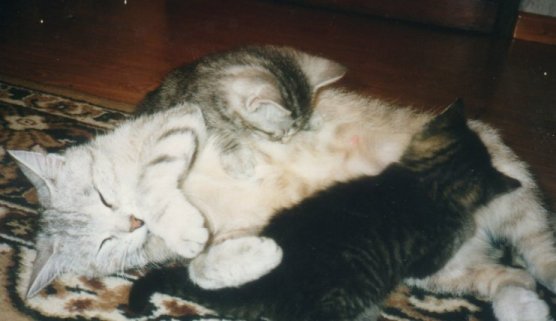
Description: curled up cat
xmin=128 ymin=100 xmax=522 ymax=321
xmin=8 ymin=45 xmax=346 ymax=298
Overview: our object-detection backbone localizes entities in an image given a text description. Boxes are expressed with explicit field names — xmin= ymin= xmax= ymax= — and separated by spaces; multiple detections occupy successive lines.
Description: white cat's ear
xmin=8 ymin=150 xmax=64 ymax=206
xmin=27 ymin=241 xmax=60 ymax=298
xmin=294 ymin=52 xmax=347 ymax=91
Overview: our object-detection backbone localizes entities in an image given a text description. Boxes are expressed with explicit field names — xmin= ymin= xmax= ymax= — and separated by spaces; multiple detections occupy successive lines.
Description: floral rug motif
xmin=0 ymin=81 xmax=552 ymax=321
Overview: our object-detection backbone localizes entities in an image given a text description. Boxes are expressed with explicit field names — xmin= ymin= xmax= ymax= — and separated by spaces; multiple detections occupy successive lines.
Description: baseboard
xmin=513 ymin=11 xmax=556 ymax=45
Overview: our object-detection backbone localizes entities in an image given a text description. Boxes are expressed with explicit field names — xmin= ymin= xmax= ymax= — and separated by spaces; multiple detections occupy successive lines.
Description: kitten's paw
xmin=189 ymin=236 xmax=283 ymax=289
xmin=160 ymin=201 xmax=209 ymax=259
xmin=493 ymin=286 xmax=551 ymax=321
xmin=220 ymin=148 xmax=255 ymax=179
xmin=532 ymin=261 xmax=556 ymax=294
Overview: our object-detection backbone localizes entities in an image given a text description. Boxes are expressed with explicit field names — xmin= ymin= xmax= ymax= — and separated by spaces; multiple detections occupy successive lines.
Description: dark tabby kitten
xmin=137 ymin=45 xmax=345 ymax=176
xmin=129 ymin=100 xmax=521 ymax=321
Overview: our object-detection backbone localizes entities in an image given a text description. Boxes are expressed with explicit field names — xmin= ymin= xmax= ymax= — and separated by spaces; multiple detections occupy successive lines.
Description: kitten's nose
xmin=129 ymin=215 xmax=144 ymax=232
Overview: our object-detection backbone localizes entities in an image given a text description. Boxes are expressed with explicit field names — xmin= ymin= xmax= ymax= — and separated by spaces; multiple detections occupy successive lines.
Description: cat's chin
xmin=93 ymin=234 xmax=175 ymax=275
xmin=142 ymin=234 xmax=179 ymax=264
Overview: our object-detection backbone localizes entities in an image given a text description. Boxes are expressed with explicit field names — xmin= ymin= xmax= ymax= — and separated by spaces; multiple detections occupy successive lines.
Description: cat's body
xmin=9 ymin=46 xmax=346 ymax=298
xmin=137 ymin=45 xmax=345 ymax=176
xmin=128 ymin=102 xmax=521 ymax=321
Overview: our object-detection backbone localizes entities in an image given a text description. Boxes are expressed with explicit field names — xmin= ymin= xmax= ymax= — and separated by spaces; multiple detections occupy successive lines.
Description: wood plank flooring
xmin=0 ymin=0 xmax=555 ymax=206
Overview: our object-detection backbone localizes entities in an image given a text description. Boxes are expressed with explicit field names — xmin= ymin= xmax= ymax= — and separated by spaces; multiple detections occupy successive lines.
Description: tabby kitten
xmin=9 ymin=46 xmax=345 ymax=298
xmin=137 ymin=45 xmax=346 ymax=177
xmin=128 ymin=100 xmax=521 ymax=321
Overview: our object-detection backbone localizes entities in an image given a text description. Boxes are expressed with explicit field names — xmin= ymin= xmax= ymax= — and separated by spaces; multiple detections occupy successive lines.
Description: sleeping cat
xmin=128 ymin=100 xmax=521 ymax=321
xmin=8 ymin=46 xmax=346 ymax=298
xmin=136 ymin=45 xmax=346 ymax=177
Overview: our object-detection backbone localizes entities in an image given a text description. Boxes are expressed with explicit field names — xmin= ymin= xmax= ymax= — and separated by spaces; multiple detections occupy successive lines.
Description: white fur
xmin=10 ymin=103 xmax=208 ymax=297
xmin=188 ymin=236 xmax=283 ymax=289
xmin=493 ymin=286 xmax=551 ymax=321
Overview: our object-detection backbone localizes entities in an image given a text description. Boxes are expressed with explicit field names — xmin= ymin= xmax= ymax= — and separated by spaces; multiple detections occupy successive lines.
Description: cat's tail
xmin=128 ymin=266 xmax=181 ymax=314
xmin=128 ymin=266 xmax=266 ymax=319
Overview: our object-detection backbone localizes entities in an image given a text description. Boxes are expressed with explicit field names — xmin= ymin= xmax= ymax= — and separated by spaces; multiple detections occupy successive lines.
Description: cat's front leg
xmin=492 ymin=286 xmax=552 ymax=321
xmin=406 ymin=235 xmax=550 ymax=321
xmin=189 ymin=236 xmax=283 ymax=289
xmin=147 ymin=192 xmax=209 ymax=258
xmin=495 ymin=189 xmax=556 ymax=294
xmin=139 ymin=122 xmax=209 ymax=258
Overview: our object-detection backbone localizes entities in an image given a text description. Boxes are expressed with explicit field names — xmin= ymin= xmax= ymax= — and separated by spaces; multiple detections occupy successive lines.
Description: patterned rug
xmin=0 ymin=81 xmax=552 ymax=321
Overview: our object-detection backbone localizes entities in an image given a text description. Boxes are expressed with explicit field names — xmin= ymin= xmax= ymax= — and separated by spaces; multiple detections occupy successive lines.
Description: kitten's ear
xmin=428 ymin=98 xmax=467 ymax=131
xmin=27 ymin=241 xmax=61 ymax=298
xmin=226 ymin=73 xmax=293 ymax=132
xmin=444 ymin=98 xmax=465 ymax=117
xmin=8 ymin=150 xmax=64 ymax=206
xmin=294 ymin=52 xmax=347 ymax=91
xmin=246 ymin=97 xmax=291 ymax=118
xmin=244 ymin=96 xmax=293 ymax=135
xmin=488 ymin=172 xmax=522 ymax=200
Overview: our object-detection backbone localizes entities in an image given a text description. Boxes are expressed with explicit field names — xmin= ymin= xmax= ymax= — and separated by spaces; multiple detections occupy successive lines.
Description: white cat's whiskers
xmin=118 ymin=239 xmax=134 ymax=275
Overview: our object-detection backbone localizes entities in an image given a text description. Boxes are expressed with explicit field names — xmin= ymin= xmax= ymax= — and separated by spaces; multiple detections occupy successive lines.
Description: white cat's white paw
xmin=493 ymin=286 xmax=551 ymax=321
xmin=159 ymin=200 xmax=209 ymax=259
xmin=166 ymin=227 xmax=209 ymax=258
xmin=189 ymin=236 xmax=283 ymax=289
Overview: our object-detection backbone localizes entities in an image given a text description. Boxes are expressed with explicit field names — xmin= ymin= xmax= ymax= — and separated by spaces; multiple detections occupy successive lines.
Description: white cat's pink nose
xmin=130 ymin=215 xmax=144 ymax=232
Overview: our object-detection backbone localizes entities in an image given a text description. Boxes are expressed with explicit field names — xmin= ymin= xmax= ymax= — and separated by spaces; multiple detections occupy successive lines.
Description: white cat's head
xmin=9 ymin=148 xmax=172 ymax=298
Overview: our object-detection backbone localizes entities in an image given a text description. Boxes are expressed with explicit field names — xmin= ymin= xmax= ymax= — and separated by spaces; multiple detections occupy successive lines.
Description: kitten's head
xmin=401 ymin=99 xmax=521 ymax=210
xmin=9 ymin=148 xmax=173 ymax=298
xmin=217 ymin=45 xmax=346 ymax=140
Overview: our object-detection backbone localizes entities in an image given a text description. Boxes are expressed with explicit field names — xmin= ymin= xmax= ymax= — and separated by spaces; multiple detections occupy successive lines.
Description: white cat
xmin=9 ymin=105 xmax=210 ymax=297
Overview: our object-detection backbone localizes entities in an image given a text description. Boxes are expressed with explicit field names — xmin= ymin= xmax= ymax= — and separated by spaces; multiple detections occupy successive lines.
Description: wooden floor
xmin=0 ymin=0 xmax=555 ymax=206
